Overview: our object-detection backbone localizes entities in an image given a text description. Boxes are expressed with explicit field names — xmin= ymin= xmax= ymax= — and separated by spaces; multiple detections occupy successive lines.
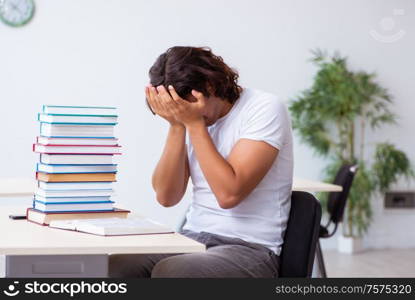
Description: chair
xmin=279 ymin=191 xmax=322 ymax=277
xmin=316 ymin=164 xmax=358 ymax=277
xmin=177 ymin=191 xmax=322 ymax=278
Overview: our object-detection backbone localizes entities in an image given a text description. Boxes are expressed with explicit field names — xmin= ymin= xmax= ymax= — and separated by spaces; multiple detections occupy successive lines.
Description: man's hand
xmin=145 ymin=85 xmax=181 ymax=127
xmin=166 ymin=85 xmax=206 ymax=128
xmin=146 ymin=84 xmax=207 ymax=128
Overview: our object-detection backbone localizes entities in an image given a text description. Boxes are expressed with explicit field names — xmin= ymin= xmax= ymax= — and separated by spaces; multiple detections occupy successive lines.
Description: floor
xmin=322 ymin=248 xmax=415 ymax=277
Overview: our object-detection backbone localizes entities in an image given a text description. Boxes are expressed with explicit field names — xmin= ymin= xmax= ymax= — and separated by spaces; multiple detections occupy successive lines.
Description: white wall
xmin=1 ymin=0 xmax=414 ymax=248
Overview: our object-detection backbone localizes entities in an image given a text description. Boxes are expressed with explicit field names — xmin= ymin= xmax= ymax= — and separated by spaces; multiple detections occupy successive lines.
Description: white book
xmin=34 ymin=194 xmax=112 ymax=203
xmin=36 ymin=187 xmax=114 ymax=197
xmin=40 ymin=154 xmax=115 ymax=165
xmin=34 ymin=201 xmax=114 ymax=212
xmin=37 ymin=163 xmax=117 ymax=174
xmin=43 ymin=105 xmax=117 ymax=116
xmin=38 ymin=181 xmax=113 ymax=190
xmin=49 ymin=217 xmax=173 ymax=236
xmin=40 ymin=123 xmax=115 ymax=138
xmin=37 ymin=136 xmax=119 ymax=146
xmin=34 ymin=144 xmax=121 ymax=154
xmin=39 ymin=114 xmax=118 ymax=124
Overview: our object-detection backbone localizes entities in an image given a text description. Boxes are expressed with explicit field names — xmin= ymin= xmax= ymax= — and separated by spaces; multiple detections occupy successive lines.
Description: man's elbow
xmin=217 ymin=193 xmax=244 ymax=209
xmin=155 ymin=191 xmax=182 ymax=207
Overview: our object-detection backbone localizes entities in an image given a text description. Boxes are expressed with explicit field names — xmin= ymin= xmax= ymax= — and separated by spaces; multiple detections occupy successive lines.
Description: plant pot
xmin=337 ymin=235 xmax=364 ymax=254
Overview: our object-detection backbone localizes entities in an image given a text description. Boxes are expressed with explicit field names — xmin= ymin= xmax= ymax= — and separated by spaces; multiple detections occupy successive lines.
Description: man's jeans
xmin=109 ymin=230 xmax=280 ymax=278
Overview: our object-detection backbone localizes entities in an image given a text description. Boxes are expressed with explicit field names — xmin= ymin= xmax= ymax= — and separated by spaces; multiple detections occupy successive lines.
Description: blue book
xmin=38 ymin=181 xmax=113 ymax=190
xmin=36 ymin=188 xmax=113 ymax=198
xmin=33 ymin=199 xmax=114 ymax=213
xmin=38 ymin=113 xmax=118 ymax=125
xmin=40 ymin=123 xmax=115 ymax=138
xmin=34 ymin=195 xmax=112 ymax=203
xmin=43 ymin=105 xmax=117 ymax=116
xmin=36 ymin=163 xmax=118 ymax=174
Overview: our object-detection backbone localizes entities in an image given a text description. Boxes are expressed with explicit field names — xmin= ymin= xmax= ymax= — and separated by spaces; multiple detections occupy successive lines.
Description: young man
xmin=109 ymin=46 xmax=293 ymax=278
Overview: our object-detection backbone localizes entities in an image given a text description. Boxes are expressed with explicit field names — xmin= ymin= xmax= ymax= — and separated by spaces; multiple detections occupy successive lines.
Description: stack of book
xmin=27 ymin=105 xmax=130 ymax=225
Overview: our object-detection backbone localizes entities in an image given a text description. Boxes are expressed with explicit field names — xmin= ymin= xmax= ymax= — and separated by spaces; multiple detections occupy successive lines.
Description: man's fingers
xmin=149 ymin=86 xmax=164 ymax=113
xmin=156 ymin=85 xmax=169 ymax=100
xmin=166 ymin=86 xmax=188 ymax=107
xmin=168 ymin=85 xmax=182 ymax=101
xmin=157 ymin=85 xmax=178 ymax=107
xmin=145 ymin=86 xmax=156 ymax=114
xmin=146 ymin=86 xmax=158 ymax=111
xmin=154 ymin=86 xmax=173 ymax=113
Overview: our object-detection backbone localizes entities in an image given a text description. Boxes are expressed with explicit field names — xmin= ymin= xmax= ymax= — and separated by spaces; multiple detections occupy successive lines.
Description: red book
xmin=27 ymin=207 xmax=130 ymax=225
xmin=36 ymin=136 xmax=119 ymax=146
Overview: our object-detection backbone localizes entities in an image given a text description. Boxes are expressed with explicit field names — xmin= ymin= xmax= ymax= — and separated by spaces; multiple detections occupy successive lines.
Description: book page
xmin=49 ymin=219 xmax=80 ymax=230
xmin=50 ymin=217 xmax=173 ymax=235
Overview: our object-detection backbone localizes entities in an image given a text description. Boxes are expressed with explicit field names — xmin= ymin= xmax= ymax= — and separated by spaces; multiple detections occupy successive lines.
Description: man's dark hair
xmin=149 ymin=46 xmax=241 ymax=104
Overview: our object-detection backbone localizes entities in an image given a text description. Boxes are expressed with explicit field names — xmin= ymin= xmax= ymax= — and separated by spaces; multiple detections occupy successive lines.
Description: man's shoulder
xmin=239 ymin=88 xmax=285 ymax=113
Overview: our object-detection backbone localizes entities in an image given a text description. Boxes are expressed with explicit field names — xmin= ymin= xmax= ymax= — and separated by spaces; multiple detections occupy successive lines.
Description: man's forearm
xmin=152 ymin=125 xmax=188 ymax=206
xmin=187 ymin=122 xmax=240 ymax=208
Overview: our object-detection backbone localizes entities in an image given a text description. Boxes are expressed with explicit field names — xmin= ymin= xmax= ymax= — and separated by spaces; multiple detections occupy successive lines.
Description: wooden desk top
xmin=292 ymin=177 xmax=342 ymax=192
xmin=0 ymin=206 xmax=205 ymax=256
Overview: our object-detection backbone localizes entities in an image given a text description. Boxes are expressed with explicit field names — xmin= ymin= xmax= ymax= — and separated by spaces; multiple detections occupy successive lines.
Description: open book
xmin=49 ymin=217 xmax=174 ymax=236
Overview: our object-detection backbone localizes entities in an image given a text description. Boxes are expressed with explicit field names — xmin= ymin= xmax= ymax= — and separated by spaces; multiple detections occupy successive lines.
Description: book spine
xmin=34 ymin=200 xmax=113 ymax=205
xmin=35 ymin=152 xmax=121 ymax=155
xmin=26 ymin=217 xmax=48 ymax=226
xmin=35 ymin=144 xmax=121 ymax=148
xmin=39 ymin=121 xmax=117 ymax=125
xmin=41 ymin=113 xmax=118 ymax=117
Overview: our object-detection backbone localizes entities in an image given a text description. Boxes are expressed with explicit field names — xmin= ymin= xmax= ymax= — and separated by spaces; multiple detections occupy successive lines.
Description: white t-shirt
xmin=183 ymin=88 xmax=293 ymax=255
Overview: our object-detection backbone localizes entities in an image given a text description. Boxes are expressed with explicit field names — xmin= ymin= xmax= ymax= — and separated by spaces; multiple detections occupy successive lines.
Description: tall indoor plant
xmin=289 ymin=50 xmax=413 ymax=250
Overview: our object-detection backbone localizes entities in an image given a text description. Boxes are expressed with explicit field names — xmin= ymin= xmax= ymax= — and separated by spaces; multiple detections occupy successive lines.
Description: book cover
xmin=38 ymin=113 xmax=118 ymax=125
xmin=37 ymin=136 xmax=119 ymax=146
xmin=33 ymin=144 xmax=121 ymax=155
xmin=36 ymin=163 xmax=118 ymax=174
xmin=42 ymin=105 xmax=117 ymax=116
xmin=38 ymin=181 xmax=114 ymax=190
xmin=26 ymin=207 xmax=130 ymax=225
xmin=40 ymin=154 xmax=115 ymax=165
xmin=36 ymin=172 xmax=117 ymax=182
xmin=33 ymin=200 xmax=115 ymax=213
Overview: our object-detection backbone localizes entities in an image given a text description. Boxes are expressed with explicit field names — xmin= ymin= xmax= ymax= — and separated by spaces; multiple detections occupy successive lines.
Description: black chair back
xmin=327 ymin=164 xmax=358 ymax=224
xmin=280 ymin=191 xmax=322 ymax=277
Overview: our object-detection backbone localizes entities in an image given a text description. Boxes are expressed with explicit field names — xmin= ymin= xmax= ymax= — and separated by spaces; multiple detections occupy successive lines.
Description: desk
xmin=0 ymin=206 xmax=204 ymax=277
xmin=293 ymin=177 xmax=342 ymax=192
xmin=0 ymin=207 xmax=205 ymax=256
xmin=0 ymin=176 xmax=340 ymax=277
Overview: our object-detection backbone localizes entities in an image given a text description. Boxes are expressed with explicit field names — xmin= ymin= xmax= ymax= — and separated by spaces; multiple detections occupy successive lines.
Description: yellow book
xmin=36 ymin=172 xmax=116 ymax=182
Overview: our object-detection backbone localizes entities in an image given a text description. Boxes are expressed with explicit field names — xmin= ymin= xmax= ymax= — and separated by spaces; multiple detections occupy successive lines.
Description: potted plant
xmin=289 ymin=50 xmax=414 ymax=253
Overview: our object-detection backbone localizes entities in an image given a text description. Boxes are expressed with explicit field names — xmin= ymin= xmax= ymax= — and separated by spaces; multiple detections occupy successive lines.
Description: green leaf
xmin=373 ymin=143 xmax=415 ymax=192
